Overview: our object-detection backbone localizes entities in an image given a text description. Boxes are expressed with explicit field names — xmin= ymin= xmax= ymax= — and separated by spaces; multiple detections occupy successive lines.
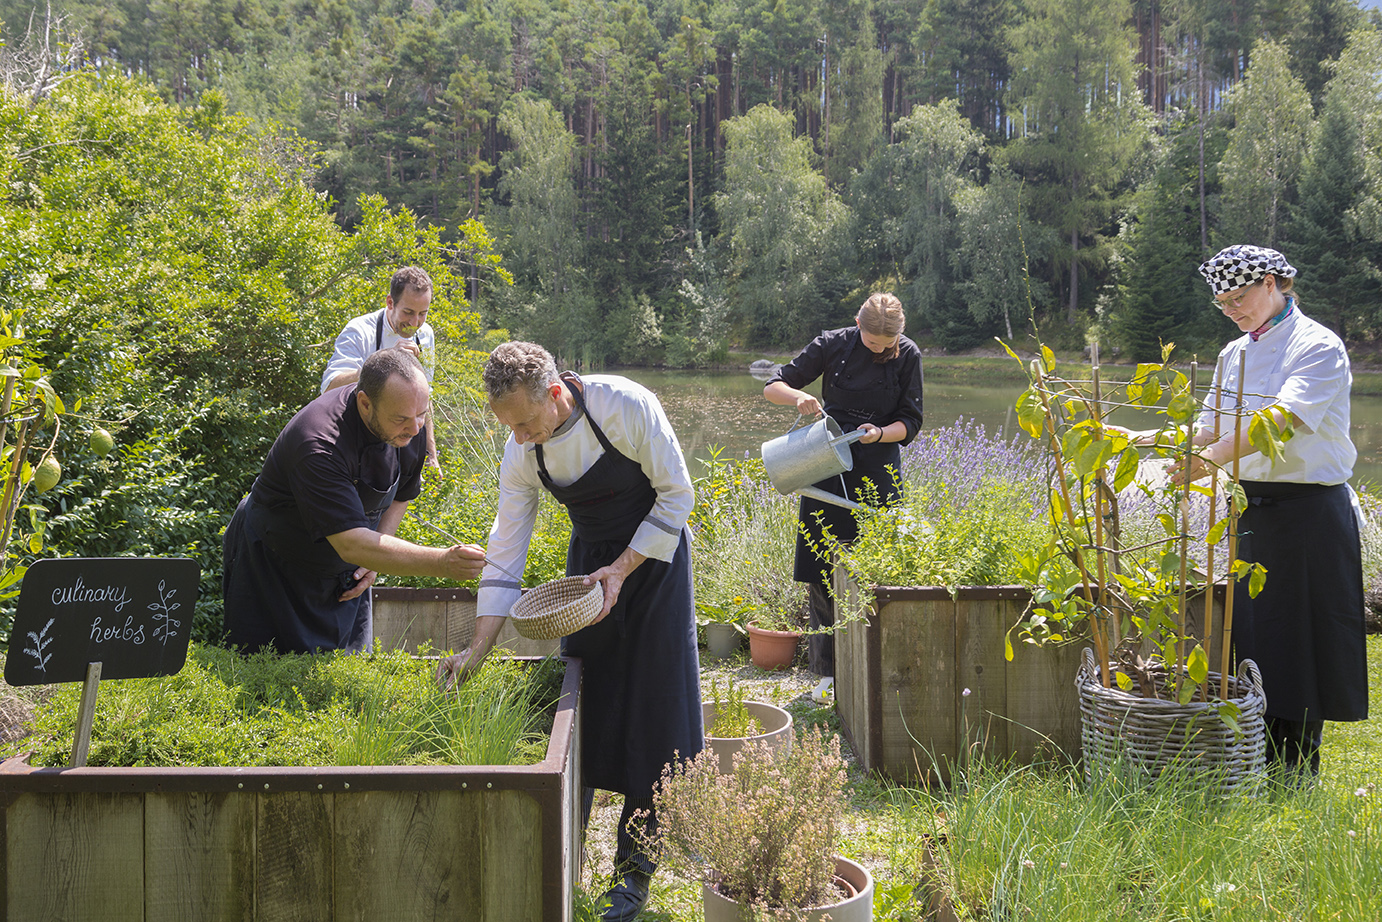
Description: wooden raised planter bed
xmin=832 ymin=567 xmax=1225 ymax=786
xmin=0 ymin=657 xmax=583 ymax=922
xmin=372 ymin=586 xmax=558 ymax=657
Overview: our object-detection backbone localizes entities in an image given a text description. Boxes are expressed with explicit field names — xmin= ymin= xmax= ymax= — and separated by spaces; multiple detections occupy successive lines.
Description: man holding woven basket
xmin=437 ymin=341 xmax=702 ymax=922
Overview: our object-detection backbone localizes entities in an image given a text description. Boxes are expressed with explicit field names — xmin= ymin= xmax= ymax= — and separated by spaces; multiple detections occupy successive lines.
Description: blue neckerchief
xmin=1250 ymin=297 xmax=1295 ymax=342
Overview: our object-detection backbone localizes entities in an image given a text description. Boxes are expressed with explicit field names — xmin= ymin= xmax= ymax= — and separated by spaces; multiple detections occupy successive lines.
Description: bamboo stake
xmin=1033 ymin=371 xmax=1110 ymax=686
xmin=1176 ymin=362 xmax=1196 ymax=681
xmin=1090 ymin=342 xmax=1113 ymax=655
xmin=1201 ymin=356 xmax=1224 ymax=700
xmin=1219 ymin=349 xmax=1248 ymax=698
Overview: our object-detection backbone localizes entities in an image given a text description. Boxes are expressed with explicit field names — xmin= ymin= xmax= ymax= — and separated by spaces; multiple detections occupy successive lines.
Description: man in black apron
xmin=223 ymin=349 xmax=484 ymax=653
xmin=437 ymin=342 xmax=702 ymax=922
xmin=764 ymin=294 xmax=924 ymax=697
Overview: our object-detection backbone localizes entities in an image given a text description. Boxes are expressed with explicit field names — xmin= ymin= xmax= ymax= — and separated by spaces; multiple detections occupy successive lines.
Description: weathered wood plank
xmin=146 ymin=791 xmax=255 ymax=922
xmin=1006 ymin=632 xmax=1084 ymax=766
xmin=833 ymin=566 xmax=873 ymax=767
xmin=6 ymin=792 xmax=143 ymax=922
xmin=879 ymin=598 xmax=956 ymax=784
xmin=954 ymin=598 xmax=1010 ymax=775
xmin=257 ymin=792 xmax=333 ymax=922
xmin=480 ymin=791 xmax=542 ymax=921
xmin=334 ymin=790 xmax=481 ymax=922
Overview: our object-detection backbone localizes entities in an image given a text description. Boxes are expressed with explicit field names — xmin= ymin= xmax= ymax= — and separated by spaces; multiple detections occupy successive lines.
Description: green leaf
xmin=1248 ymin=563 xmax=1267 ymax=597
xmin=1167 ymin=392 xmax=1197 ymax=424
xmin=1187 ymin=644 xmax=1209 ymax=685
xmin=1112 ymin=447 xmax=1140 ymax=491
xmin=1206 ymin=518 xmax=1229 ymax=544
xmin=1177 ymin=677 xmax=1197 ymax=705
xmin=997 ymin=339 xmax=1022 ymax=363
xmin=1155 ymin=512 xmax=1176 ymax=536
xmin=1016 ymin=389 xmax=1046 ymax=438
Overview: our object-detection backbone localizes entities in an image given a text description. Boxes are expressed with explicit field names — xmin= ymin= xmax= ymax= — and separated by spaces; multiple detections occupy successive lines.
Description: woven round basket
xmin=1076 ymin=647 xmax=1267 ymax=795
xmin=509 ymin=576 xmax=603 ymax=640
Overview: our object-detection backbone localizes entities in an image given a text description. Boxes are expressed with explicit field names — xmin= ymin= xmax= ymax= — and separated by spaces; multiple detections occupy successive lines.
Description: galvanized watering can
xmin=760 ymin=414 xmax=868 ymax=510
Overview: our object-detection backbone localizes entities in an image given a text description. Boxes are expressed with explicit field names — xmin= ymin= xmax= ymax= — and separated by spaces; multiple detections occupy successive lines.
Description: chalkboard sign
xmin=5 ymin=558 xmax=199 ymax=686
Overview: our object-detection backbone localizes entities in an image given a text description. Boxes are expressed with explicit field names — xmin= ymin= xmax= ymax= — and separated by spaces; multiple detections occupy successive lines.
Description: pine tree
xmin=1288 ymin=90 xmax=1378 ymax=340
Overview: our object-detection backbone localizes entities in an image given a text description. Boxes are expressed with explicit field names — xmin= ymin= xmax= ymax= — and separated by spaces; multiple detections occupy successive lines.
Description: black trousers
xmin=1265 ymin=715 xmax=1324 ymax=778
xmin=807 ymin=582 xmax=834 ymax=677
xmin=582 ymin=787 xmax=656 ymax=875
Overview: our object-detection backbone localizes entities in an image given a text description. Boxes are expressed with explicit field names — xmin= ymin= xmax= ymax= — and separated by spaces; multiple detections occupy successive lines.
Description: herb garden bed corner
xmin=832 ymin=567 xmax=1226 ymax=786
xmin=0 ymin=657 xmax=583 ymax=922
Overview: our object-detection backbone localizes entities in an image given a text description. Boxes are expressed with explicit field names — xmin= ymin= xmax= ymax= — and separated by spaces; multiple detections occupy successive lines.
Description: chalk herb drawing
xmin=23 ymin=617 xmax=55 ymax=675
xmin=149 ymin=579 xmax=181 ymax=646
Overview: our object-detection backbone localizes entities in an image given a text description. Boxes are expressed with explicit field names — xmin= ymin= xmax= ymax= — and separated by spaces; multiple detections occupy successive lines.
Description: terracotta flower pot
xmin=746 ymin=623 xmax=800 ymax=670
xmin=702 ymin=699 xmax=793 ymax=774
xmin=703 ymin=621 xmax=743 ymax=659
xmin=702 ymin=855 xmax=874 ymax=922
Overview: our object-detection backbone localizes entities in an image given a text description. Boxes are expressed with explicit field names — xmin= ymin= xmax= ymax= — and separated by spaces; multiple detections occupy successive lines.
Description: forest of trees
xmin=4 ymin=0 xmax=1382 ymax=362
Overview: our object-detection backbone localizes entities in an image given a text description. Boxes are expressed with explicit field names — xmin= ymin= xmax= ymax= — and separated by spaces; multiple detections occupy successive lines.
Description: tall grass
xmin=882 ymin=757 xmax=1382 ymax=921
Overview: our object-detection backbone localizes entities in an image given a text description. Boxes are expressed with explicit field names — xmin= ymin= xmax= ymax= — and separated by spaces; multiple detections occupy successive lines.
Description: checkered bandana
xmin=1198 ymin=245 xmax=1297 ymax=296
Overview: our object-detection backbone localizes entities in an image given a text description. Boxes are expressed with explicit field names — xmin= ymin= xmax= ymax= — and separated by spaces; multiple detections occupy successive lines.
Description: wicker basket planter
xmin=1076 ymin=647 xmax=1268 ymax=795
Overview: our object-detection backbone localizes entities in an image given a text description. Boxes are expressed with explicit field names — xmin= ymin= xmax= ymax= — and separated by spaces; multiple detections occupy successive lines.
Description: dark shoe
xmin=600 ymin=870 xmax=651 ymax=922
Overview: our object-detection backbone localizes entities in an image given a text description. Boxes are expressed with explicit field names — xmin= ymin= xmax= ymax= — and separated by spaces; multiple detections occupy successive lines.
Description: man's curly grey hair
xmin=484 ymin=341 xmax=560 ymax=404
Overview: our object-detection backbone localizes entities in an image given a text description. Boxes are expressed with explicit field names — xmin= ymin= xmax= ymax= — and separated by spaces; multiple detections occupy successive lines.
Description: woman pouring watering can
xmin=763 ymin=293 xmax=924 ymax=702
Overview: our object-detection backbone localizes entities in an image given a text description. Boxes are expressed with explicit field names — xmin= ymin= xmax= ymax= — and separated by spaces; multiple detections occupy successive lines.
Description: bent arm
xmin=764 ymin=380 xmax=821 ymax=418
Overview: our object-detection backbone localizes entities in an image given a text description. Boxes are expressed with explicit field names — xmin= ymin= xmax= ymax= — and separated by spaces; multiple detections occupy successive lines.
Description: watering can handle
xmin=786 ymin=412 xmax=821 ymax=434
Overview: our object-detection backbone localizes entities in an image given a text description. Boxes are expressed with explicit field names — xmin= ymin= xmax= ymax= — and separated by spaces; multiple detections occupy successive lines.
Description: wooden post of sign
xmin=70 ymin=661 xmax=102 ymax=768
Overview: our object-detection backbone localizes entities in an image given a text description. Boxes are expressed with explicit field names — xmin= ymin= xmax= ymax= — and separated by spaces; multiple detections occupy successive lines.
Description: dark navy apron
xmin=536 ymin=373 xmax=703 ymax=796
xmin=375 ymin=310 xmax=421 ymax=350
xmin=1233 ymin=480 xmax=1369 ymax=722
xmin=793 ymin=333 xmax=906 ymax=584
xmin=223 ymin=461 xmax=399 ymax=654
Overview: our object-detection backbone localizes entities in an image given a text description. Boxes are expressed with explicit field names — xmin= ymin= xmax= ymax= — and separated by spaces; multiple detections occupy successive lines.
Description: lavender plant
xmin=650 ymin=726 xmax=847 ymax=918
xmin=828 ymin=418 xmax=1049 ymax=593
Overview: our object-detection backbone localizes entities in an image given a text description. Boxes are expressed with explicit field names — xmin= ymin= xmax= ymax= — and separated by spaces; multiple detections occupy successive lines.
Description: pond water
xmin=615 ymin=365 xmax=1382 ymax=487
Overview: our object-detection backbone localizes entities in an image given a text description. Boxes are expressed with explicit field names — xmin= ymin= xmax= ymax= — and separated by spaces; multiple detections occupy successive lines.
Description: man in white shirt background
xmin=322 ymin=265 xmax=440 ymax=467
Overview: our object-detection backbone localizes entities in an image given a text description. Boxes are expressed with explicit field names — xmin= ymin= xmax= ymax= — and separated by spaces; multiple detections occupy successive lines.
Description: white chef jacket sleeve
xmin=1275 ymin=338 xmax=1349 ymax=434
xmin=320 ymin=314 xmax=374 ymax=394
xmin=610 ymin=385 xmax=694 ymax=563
xmin=475 ymin=440 xmax=543 ymax=619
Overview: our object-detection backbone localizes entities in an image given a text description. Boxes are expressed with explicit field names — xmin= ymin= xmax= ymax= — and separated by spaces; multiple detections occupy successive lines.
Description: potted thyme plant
xmin=1006 ymin=341 xmax=1280 ymax=792
xmin=651 ymin=726 xmax=873 ymax=921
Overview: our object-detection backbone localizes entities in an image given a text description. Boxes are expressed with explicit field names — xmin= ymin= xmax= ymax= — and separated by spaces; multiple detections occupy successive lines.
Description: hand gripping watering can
xmin=760 ymin=414 xmax=869 ymax=510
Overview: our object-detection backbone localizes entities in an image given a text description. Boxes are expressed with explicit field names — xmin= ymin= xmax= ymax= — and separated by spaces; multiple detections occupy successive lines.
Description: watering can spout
xmin=797 ymin=486 xmax=862 ymax=511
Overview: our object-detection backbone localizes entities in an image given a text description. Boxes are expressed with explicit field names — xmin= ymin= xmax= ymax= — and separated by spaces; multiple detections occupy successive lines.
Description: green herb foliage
xmin=705 ymin=677 xmax=762 ymax=739
xmin=14 ymin=644 xmax=564 ymax=767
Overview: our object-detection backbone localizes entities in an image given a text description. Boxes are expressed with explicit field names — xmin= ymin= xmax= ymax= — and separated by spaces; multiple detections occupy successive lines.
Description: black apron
xmin=537 ymin=374 xmax=703 ymax=796
xmin=222 ymin=466 xmax=399 ymax=654
xmin=1233 ymin=480 xmax=1369 ymax=722
xmin=793 ymin=336 xmax=906 ymax=584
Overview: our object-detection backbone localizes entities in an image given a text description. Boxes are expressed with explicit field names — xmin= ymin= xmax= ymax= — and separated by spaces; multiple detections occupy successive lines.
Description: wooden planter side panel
xmin=5 ymin=791 xmax=144 ymax=922
xmin=954 ymin=597 xmax=1013 ymax=769
xmin=146 ymin=792 xmax=255 ymax=922
xmin=259 ymin=792 xmax=335 ymax=922
xmin=372 ymin=589 xmax=558 ymax=658
xmin=1005 ymin=639 xmax=1084 ymax=767
xmin=878 ymin=597 xmax=959 ymax=785
xmin=833 ymin=568 xmax=874 ymax=769
xmin=334 ymin=791 xmax=482 ymax=922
